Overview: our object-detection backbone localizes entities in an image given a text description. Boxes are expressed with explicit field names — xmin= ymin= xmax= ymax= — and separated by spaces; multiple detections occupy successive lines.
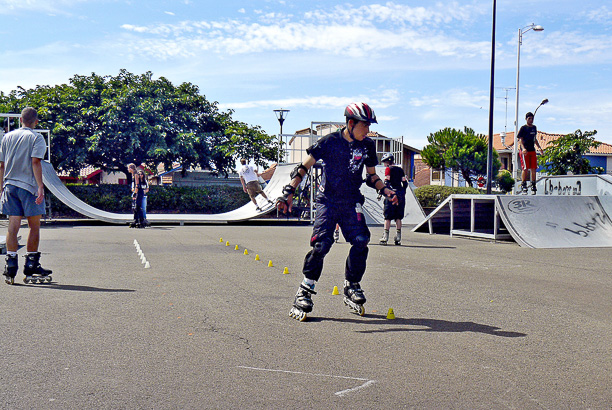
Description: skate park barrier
xmin=412 ymin=194 xmax=612 ymax=248
xmin=41 ymin=161 xmax=294 ymax=224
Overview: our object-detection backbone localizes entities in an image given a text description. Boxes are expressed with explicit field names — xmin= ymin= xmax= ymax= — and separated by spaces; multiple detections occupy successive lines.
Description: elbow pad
xmin=290 ymin=164 xmax=308 ymax=182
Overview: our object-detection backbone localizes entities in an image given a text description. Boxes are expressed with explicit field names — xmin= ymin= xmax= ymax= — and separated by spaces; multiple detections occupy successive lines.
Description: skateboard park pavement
xmin=0 ymin=221 xmax=609 ymax=408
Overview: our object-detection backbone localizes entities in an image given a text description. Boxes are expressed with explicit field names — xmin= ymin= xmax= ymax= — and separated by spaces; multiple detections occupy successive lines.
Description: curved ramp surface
xmin=42 ymin=161 xmax=293 ymax=224
xmin=496 ymin=195 xmax=612 ymax=248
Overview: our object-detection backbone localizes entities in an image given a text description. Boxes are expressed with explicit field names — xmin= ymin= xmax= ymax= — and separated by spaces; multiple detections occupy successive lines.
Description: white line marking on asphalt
xmin=237 ymin=366 xmax=376 ymax=397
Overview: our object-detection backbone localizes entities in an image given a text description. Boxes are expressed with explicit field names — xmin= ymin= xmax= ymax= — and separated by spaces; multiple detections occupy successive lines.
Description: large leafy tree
xmin=421 ymin=127 xmax=501 ymax=187
xmin=538 ymin=129 xmax=604 ymax=175
xmin=0 ymin=70 xmax=279 ymax=181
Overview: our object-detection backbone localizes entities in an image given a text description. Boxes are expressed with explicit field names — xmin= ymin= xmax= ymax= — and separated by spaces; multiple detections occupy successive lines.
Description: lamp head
xmin=533 ymin=25 xmax=544 ymax=31
xmin=540 ymin=98 xmax=549 ymax=105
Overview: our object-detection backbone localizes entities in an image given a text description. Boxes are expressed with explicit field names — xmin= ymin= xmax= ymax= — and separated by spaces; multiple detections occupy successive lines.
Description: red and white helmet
xmin=344 ymin=102 xmax=377 ymax=124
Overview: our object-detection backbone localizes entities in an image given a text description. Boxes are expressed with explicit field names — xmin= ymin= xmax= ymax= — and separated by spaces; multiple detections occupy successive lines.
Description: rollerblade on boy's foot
xmin=3 ymin=254 xmax=18 ymax=285
xmin=334 ymin=228 xmax=340 ymax=243
xmin=343 ymin=280 xmax=366 ymax=316
xmin=380 ymin=229 xmax=389 ymax=246
xmin=520 ymin=181 xmax=528 ymax=195
xmin=23 ymin=252 xmax=52 ymax=284
xmin=289 ymin=281 xmax=317 ymax=322
xmin=394 ymin=229 xmax=401 ymax=246
xmin=531 ymin=181 xmax=537 ymax=195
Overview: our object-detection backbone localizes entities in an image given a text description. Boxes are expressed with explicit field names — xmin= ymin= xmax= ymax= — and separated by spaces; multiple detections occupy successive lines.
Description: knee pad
xmin=311 ymin=239 xmax=333 ymax=257
xmin=352 ymin=234 xmax=370 ymax=249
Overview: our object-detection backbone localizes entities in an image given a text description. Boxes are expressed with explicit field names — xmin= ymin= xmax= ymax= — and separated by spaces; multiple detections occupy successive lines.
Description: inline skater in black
xmin=277 ymin=103 xmax=398 ymax=321
xmin=379 ymin=153 xmax=408 ymax=245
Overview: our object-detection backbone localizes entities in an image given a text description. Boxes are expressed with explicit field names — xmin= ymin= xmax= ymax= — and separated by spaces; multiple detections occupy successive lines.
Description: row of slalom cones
xmin=219 ymin=237 xmax=289 ymax=274
xmin=133 ymin=239 xmax=151 ymax=269
xmin=221 ymin=238 xmax=395 ymax=318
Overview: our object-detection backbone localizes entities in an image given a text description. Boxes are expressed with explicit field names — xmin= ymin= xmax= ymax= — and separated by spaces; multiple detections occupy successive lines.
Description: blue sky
xmin=1 ymin=0 xmax=611 ymax=150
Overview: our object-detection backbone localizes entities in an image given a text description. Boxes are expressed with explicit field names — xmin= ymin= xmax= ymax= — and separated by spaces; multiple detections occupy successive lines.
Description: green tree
xmin=421 ymin=127 xmax=501 ymax=187
xmin=0 ymin=70 xmax=280 ymax=181
xmin=538 ymin=129 xmax=604 ymax=175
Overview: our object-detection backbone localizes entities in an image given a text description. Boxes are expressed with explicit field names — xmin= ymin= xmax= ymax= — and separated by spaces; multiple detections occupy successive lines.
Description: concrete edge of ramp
xmin=42 ymin=161 xmax=295 ymax=224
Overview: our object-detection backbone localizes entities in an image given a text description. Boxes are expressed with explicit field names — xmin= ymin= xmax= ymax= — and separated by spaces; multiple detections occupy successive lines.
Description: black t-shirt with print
xmin=306 ymin=128 xmax=378 ymax=204
xmin=517 ymin=125 xmax=538 ymax=152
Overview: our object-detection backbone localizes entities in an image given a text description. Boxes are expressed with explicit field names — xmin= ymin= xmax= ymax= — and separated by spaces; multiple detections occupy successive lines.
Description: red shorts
xmin=522 ymin=151 xmax=537 ymax=170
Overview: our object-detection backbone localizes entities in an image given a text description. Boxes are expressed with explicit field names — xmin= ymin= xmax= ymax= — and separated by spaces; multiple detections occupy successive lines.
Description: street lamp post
xmin=273 ymin=109 xmax=290 ymax=164
xmin=273 ymin=109 xmax=290 ymax=136
xmin=533 ymin=98 xmax=549 ymax=117
xmin=513 ymin=24 xmax=544 ymax=192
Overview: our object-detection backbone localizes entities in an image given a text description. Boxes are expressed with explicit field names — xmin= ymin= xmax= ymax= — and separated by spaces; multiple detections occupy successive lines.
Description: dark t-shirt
xmin=306 ymin=129 xmax=378 ymax=204
xmin=385 ymin=165 xmax=407 ymax=193
xmin=517 ymin=125 xmax=538 ymax=152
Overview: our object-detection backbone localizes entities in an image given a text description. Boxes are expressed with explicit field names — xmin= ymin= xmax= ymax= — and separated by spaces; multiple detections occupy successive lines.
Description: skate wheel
xmin=289 ymin=308 xmax=307 ymax=322
xmin=357 ymin=305 xmax=365 ymax=316
xmin=4 ymin=277 xmax=14 ymax=285
xmin=45 ymin=276 xmax=52 ymax=283
xmin=23 ymin=277 xmax=29 ymax=284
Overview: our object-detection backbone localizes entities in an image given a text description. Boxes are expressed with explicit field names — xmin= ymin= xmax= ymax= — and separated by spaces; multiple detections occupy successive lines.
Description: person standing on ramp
xmin=277 ymin=103 xmax=397 ymax=321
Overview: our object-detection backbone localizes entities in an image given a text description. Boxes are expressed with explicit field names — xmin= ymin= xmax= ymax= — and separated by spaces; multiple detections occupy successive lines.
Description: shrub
xmin=414 ymin=185 xmax=482 ymax=208
xmin=496 ymin=170 xmax=515 ymax=194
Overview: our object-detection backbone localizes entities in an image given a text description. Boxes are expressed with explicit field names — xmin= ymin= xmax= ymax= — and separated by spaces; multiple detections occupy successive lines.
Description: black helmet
xmin=381 ymin=153 xmax=394 ymax=163
xmin=344 ymin=102 xmax=377 ymax=124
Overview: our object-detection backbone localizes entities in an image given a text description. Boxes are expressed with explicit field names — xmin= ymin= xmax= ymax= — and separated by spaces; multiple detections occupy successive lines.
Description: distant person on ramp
xmin=0 ymin=107 xmax=52 ymax=285
xmin=517 ymin=112 xmax=544 ymax=194
xmin=379 ymin=153 xmax=408 ymax=245
xmin=238 ymin=159 xmax=273 ymax=211
xmin=277 ymin=102 xmax=398 ymax=321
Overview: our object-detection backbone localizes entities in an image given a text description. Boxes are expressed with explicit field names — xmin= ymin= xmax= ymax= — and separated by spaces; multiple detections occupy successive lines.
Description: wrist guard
xmin=290 ymin=164 xmax=308 ymax=182
xmin=365 ymin=173 xmax=380 ymax=189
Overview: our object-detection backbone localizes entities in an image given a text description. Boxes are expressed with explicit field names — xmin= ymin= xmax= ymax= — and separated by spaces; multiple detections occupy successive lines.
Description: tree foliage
xmin=538 ymin=129 xmax=604 ymax=175
xmin=0 ymin=70 xmax=279 ymax=181
xmin=420 ymin=127 xmax=501 ymax=187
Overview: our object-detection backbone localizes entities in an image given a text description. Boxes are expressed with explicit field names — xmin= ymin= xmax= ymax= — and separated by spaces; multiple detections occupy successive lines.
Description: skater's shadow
xmin=12 ymin=283 xmax=135 ymax=293
xmin=319 ymin=315 xmax=526 ymax=338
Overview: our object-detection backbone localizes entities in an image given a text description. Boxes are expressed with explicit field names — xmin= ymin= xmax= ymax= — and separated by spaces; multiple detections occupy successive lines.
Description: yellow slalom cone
xmin=386 ymin=308 xmax=396 ymax=320
xmin=225 ymin=241 xmax=230 ymax=247
xmin=268 ymin=260 xmax=273 ymax=267
xmin=332 ymin=286 xmax=340 ymax=295
xmin=234 ymin=245 xmax=239 ymax=251
xmin=219 ymin=238 xmax=223 ymax=242
xmin=255 ymin=254 xmax=260 ymax=261
xmin=283 ymin=267 xmax=289 ymax=274
xmin=243 ymin=249 xmax=249 ymax=255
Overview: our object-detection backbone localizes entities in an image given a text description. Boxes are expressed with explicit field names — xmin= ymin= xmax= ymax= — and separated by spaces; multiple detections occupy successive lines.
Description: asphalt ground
xmin=0 ymin=221 xmax=610 ymax=409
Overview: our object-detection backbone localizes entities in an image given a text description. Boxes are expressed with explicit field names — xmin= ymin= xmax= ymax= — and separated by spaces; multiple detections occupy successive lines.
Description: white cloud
xmin=218 ymin=89 xmax=400 ymax=111
xmin=0 ymin=0 xmax=86 ymax=14
xmin=410 ymin=89 xmax=489 ymax=109
xmin=164 ymin=11 xmax=175 ymax=16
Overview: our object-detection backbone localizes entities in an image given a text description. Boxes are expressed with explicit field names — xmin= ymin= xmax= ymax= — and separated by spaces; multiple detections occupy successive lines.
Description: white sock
xmin=303 ymin=278 xmax=316 ymax=288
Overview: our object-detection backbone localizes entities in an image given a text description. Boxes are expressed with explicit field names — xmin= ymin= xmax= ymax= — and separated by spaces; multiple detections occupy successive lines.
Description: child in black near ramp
xmin=277 ymin=103 xmax=398 ymax=321
xmin=379 ymin=153 xmax=408 ymax=245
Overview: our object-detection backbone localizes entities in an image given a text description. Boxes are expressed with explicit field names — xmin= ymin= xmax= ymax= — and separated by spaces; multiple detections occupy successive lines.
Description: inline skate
xmin=23 ymin=252 xmax=52 ymax=284
xmin=394 ymin=230 xmax=401 ymax=246
xmin=3 ymin=254 xmax=18 ymax=285
xmin=343 ymin=280 xmax=366 ymax=316
xmin=379 ymin=229 xmax=389 ymax=246
xmin=289 ymin=282 xmax=316 ymax=322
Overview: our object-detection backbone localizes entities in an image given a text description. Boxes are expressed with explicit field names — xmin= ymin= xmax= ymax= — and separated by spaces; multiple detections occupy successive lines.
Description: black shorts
xmin=383 ymin=193 xmax=406 ymax=221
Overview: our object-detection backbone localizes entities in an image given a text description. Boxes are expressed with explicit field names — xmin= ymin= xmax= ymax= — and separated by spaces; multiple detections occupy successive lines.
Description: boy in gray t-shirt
xmin=0 ymin=107 xmax=52 ymax=285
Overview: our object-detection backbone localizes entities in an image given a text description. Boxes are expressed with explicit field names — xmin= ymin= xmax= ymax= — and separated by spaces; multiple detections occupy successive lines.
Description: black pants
xmin=132 ymin=193 xmax=145 ymax=225
xmin=302 ymin=200 xmax=370 ymax=283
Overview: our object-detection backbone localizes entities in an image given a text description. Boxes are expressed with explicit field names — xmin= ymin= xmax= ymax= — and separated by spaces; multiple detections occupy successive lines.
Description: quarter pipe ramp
xmin=42 ymin=161 xmax=293 ymax=224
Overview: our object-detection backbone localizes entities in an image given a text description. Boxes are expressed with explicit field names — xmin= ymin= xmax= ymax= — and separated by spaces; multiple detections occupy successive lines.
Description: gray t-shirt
xmin=0 ymin=127 xmax=47 ymax=194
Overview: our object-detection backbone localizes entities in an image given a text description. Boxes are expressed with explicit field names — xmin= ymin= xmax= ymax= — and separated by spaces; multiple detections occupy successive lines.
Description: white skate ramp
xmin=42 ymin=161 xmax=293 ymax=224
xmin=360 ymin=166 xmax=425 ymax=226
xmin=496 ymin=195 xmax=612 ymax=248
